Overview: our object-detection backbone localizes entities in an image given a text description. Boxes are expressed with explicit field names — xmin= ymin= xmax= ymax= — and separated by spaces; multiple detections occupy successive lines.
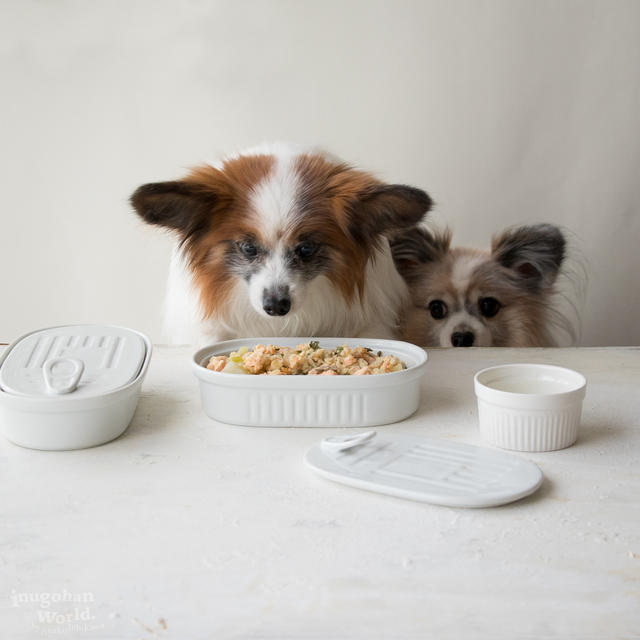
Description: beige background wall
xmin=1 ymin=0 xmax=639 ymax=345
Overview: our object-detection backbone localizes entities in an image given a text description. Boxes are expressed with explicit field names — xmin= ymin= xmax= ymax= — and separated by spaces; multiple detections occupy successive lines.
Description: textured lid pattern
xmin=0 ymin=325 xmax=146 ymax=398
xmin=306 ymin=433 xmax=543 ymax=508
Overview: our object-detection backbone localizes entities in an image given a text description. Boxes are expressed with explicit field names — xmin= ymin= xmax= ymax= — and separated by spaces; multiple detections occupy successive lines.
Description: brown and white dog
xmin=130 ymin=143 xmax=433 ymax=345
xmin=390 ymin=223 xmax=568 ymax=347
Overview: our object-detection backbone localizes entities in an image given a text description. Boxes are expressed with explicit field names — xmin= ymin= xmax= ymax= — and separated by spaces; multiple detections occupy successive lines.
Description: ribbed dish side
xmin=247 ymin=390 xmax=368 ymax=425
xmin=200 ymin=382 xmax=419 ymax=427
xmin=477 ymin=399 xmax=581 ymax=451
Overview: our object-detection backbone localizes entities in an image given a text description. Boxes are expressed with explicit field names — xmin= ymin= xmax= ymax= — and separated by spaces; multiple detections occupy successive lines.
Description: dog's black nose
xmin=263 ymin=292 xmax=291 ymax=316
xmin=451 ymin=331 xmax=474 ymax=347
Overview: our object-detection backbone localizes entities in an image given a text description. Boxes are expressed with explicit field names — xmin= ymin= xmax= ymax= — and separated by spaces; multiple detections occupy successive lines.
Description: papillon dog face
xmin=130 ymin=146 xmax=432 ymax=339
xmin=391 ymin=224 xmax=566 ymax=347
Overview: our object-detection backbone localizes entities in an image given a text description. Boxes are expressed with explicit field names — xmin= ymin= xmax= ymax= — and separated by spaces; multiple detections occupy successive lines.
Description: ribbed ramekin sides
xmin=477 ymin=399 xmax=582 ymax=452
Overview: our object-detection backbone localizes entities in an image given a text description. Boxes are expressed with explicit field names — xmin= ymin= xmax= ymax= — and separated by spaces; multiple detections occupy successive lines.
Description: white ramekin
xmin=192 ymin=337 xmax=428 ymax=427
xmin=474 ymin=364 xmax=587 ymax=452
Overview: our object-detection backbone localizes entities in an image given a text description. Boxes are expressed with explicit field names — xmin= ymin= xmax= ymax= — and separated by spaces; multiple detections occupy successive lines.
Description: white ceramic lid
xmin=306 ymin=432 xmax=543 ymax=508
xmin=0 ymin=325 xmax=147 ymax=398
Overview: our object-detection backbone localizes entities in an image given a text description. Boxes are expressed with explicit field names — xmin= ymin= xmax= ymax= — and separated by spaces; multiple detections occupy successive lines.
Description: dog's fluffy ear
xmin=353 ymin=185 xmax=433 ymax=236
xmin=492 ymin=224 xmax=565 ymax=290
xmin=389 ymin=226 xmax=452 ymax=283
xmin=130 ymin=169 xmax=230 ymax=245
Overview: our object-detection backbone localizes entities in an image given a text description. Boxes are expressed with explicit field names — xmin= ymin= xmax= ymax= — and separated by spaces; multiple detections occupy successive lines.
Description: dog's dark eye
xmin=479 ymin=297 xmax=501 ymax=318
xmin=428 ymin=300 xmax=448 ymax=320
xmin=238 ymin=240 xmax=258 ymax=259
xmin=295 ymin=241 xmax=318 ymax=259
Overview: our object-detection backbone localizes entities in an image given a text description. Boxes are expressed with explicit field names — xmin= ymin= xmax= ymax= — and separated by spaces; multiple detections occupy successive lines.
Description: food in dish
xmin=206 ymin=341 xmax=406 ymax=376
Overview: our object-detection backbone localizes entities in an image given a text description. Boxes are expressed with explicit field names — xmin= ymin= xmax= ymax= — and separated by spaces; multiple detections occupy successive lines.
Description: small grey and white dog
xmin=390 ymin=223 xmax=571 ymax=347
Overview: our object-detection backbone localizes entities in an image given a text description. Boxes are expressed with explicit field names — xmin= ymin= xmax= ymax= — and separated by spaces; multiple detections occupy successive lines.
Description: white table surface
xmin=2 ymin=346 xmax=639 ymax=639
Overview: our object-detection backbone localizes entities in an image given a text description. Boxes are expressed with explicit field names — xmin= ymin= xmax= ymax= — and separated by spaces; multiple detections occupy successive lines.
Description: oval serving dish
xmin=192 ymin=337 xmax=428 ymax=427
xmin=0 ymin=324 xmax=152 ymax=450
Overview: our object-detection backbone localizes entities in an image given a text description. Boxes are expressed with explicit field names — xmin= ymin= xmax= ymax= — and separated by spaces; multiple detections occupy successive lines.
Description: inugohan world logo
xmin=10 ymin=589 xmax=104 ymax=635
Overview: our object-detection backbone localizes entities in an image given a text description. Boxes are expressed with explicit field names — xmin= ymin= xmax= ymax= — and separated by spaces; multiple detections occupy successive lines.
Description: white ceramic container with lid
xmin=192 ymin=337 xmax=428 ymax=427
xmin=474 ymin=363 xmax=587 ymax=452
xmin=0 ymin=324 xmax=152 ymax=450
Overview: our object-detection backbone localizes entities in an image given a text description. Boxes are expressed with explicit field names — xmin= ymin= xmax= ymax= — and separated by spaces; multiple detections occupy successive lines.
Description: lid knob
xmin=321 ymin=430 xmax=377 ymax=453
xmin=43 ymin=358 xmax=85 ymax=395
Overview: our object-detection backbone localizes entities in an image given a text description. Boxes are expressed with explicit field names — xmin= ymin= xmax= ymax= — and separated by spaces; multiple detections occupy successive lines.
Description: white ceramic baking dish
xmin=192 ymin=337 xmax=428 ymax=427
xmin=474 ymin=363 xmax=587 ymax=452
xmin=0 ymin=324 xmax=152 ymax=450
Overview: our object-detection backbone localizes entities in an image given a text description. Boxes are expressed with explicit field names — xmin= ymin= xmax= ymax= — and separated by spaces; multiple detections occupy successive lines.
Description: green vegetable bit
xmin=309 ymin=340 xmax=320 ymax=350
